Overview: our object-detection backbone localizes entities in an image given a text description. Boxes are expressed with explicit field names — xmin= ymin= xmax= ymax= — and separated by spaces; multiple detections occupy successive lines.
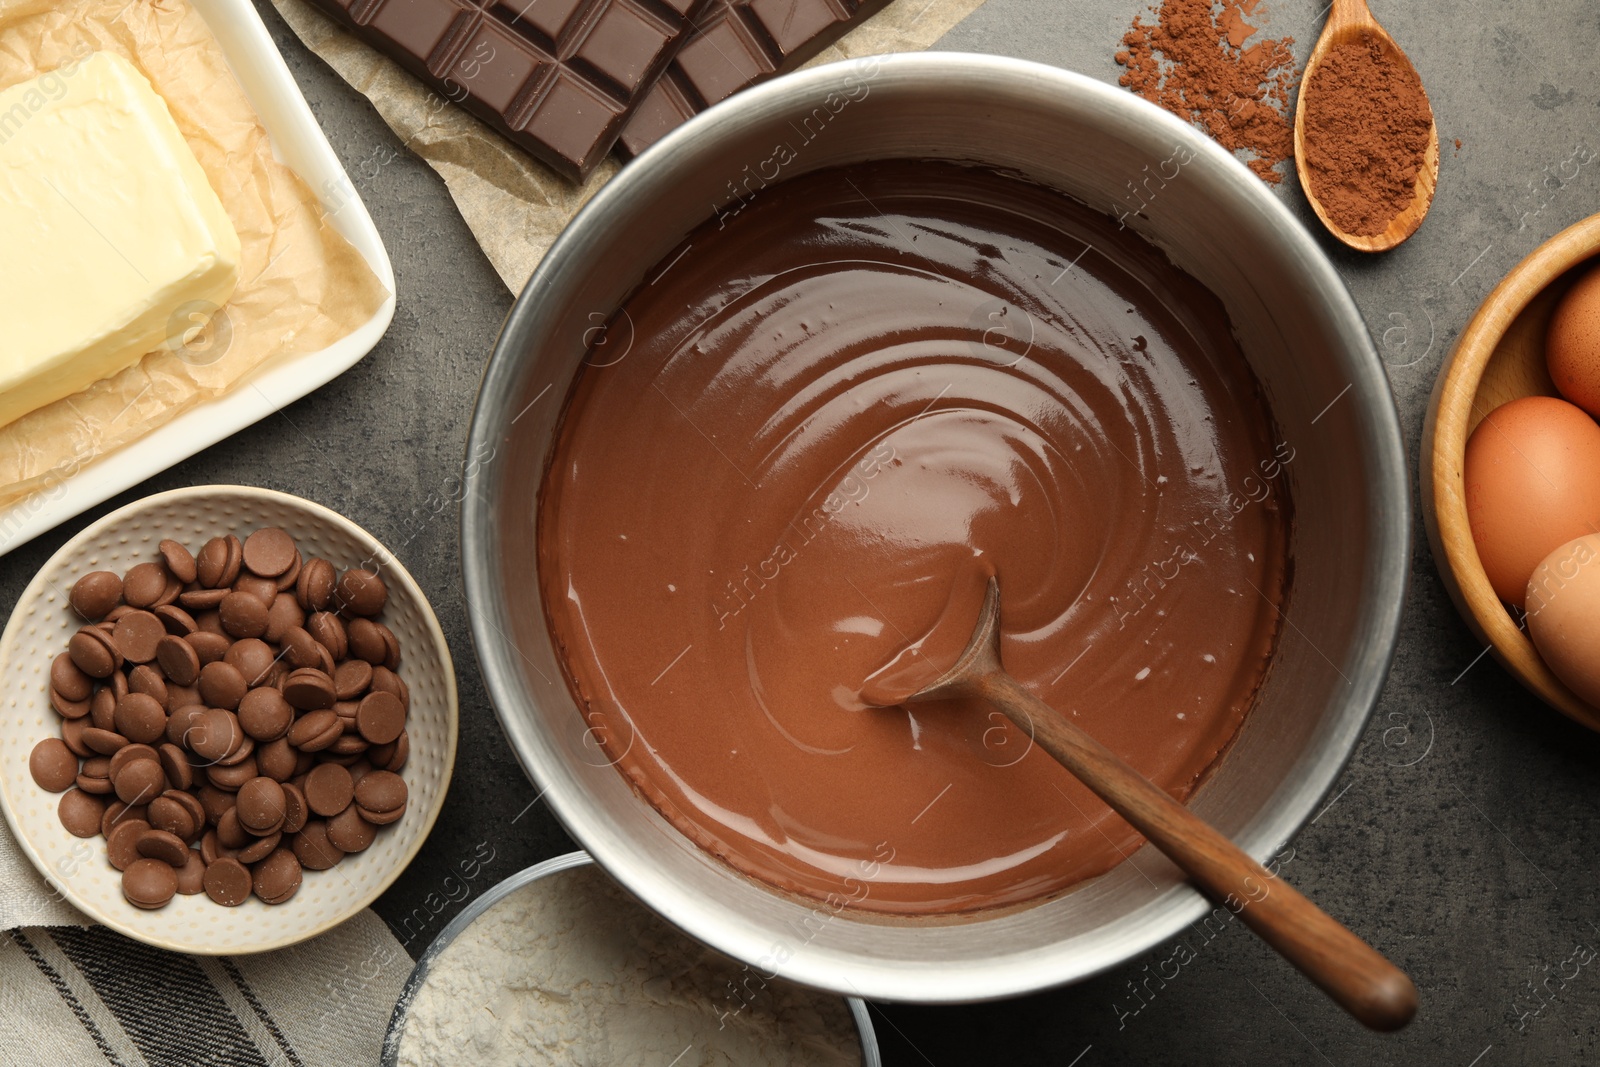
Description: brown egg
xmin=1464 ymin=395 xmax=1600 ymax=607
xmin=1527 ymin=534 xmax=1600 ymax=706
xmin=1548 ymin=263 xmax=1600 ymax=419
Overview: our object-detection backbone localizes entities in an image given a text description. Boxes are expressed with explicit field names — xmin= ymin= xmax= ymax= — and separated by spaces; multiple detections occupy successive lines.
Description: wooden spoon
xmin=863 ymin=577 xmax=1418 ymax=1031
xmin=1292 ymin=0 xmax=1439 ymax=252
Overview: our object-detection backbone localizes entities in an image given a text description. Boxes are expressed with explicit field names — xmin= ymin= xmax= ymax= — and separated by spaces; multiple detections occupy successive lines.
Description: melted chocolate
xmin=538 ymin=161 xmax=1291 ymax=914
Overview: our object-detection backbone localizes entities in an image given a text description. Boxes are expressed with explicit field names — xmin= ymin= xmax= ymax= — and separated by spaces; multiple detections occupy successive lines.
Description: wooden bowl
xmin=1422 ymin=212 xmax=1600 ymax=730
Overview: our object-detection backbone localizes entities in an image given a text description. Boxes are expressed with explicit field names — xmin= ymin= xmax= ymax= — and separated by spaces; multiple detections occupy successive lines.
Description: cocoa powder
xmin=1300 ymin=31 xmax=1433 ymax=236
xmin=1116 ymin=0 xmax=1298 ymax=184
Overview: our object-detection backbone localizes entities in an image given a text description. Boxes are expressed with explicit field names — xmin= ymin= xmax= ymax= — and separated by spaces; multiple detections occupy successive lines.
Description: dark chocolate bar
xmin=306 ymin=0 xmax=711 ymax=181
xmin=614 ymin=0 xmax=894 ymax=159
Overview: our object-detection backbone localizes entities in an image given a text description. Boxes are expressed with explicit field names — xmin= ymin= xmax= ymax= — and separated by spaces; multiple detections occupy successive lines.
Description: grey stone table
xmin=6 ymin=0 xmax=1597 ymax=1062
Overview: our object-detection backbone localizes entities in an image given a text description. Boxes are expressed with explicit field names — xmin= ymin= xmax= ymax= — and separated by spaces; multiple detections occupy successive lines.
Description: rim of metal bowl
xmin=461 ymin=52 xmax=1410 ymax=1003
xmin=379 ymin=850 xmax=881 ymax=1066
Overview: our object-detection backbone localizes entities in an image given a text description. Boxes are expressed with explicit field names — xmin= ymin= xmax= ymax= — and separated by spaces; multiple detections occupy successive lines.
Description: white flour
xmin=396 ymin=865 xmax=861 ymax=1066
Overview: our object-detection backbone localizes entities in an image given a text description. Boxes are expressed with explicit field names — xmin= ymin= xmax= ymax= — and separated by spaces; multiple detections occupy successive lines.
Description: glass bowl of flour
xmin=382 ymin=852 xmax=878 ymax=1066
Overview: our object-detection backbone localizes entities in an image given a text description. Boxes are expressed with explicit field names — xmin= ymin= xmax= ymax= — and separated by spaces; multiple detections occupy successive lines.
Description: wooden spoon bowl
xmin=1422 ymin=212 xmax=1600 ymax=730
xmin=1293 ymin=0 xmax=1438 ymax=252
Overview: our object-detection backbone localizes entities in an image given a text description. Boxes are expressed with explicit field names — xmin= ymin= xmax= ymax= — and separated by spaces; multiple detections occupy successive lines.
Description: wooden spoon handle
xmin=979 ymin=671 xmax=1418 ymax=1031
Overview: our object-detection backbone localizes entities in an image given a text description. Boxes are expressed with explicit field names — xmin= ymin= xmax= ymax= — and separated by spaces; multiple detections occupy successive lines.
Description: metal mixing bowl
xmin=462 ymin=53 xmax=1409 ymax=1003
xmin=380 ymin=852 xmax=880 ymax=1066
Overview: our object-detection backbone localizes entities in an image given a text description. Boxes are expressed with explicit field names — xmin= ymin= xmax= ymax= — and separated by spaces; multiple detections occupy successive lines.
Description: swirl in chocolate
xmin=539 ymin=161 xmax=1291 ymax=914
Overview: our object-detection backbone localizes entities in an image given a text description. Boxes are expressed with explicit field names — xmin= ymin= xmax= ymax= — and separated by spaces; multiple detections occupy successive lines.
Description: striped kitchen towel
xmin=0 ymin=821 xmax=410 ymax=1065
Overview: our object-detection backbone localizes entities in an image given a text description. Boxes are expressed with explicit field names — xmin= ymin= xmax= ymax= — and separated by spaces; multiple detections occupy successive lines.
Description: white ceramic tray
xmin=0 ymin=0 xmax=396 ymax=558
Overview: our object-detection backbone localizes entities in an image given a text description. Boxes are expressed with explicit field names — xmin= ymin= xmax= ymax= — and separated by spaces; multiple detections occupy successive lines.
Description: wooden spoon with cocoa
xmin=1293 ymin=0 xmax=1438 ymax=252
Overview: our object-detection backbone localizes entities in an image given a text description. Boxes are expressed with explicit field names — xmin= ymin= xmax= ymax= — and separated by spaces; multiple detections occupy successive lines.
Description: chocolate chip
xmin=328 ymin=734 xmax=370 ymax=757
xmin=356 ymin=691 xmax=405 ymax=745
xmin=68 ymin=626 xmax=120 ymax=678
xmin=90 ymin=688 xmax=117 ymax=731
xmin=215 ymin=734 xmax=257 ymax=767
xmin=200 ymin=829 xmax=238 ymax=866
xmin=370 ymin=731 xmax=410 ymax=773
xmin=82 ymin=728 xmax=129 ymax=757
xmin=335 ymin=569 xmax=387 ymax=617
xmin=75 ymin=756 xmax=112 ymax=795
xmin=233 ymin=574 xmax=280 ymax=606
xmin=296 ymin=558 xmax=336 ymax=612
xmin=128 ymin=664 xmax=168 ymax=706
xmin=252 ymin=848 xmax=302 ymax=905
xmin=283 ymin=668 xmax=336 ymax=711
xmin=113 ymin=693 xmax=167 ymax=746
xmin=154 ymin=604 xmax=199 ymax=635
xmin=106 ymin=819 xmax=151 ymax=871
xmin=112 ymin=758 xmax=166 ymax=806
xmin=51 ymin=653 xmax=93 ymax=702
xmin=216 ymin=807 xmax=251 ymax=849
xmin=30 ymin=739 xmax=78 ymax=792
xmin=291 ymin=820 xmax=344 ymax=870
xmin=184 ymin=631 xmax=231 ymax=666
xmin=346 ymin=618 xmax=385 ymax=665
xmin=304 ymin=763 xmax=353 ymax=818
xmin=166 ymin=704 xmax=204 ymax=748
xmin=155 ymin=635 xmax=201 ymax=687
xmin=179 ymin=587 xmax=229 ymax=610
xmin=238 ymin=831 xmax=282 ymax=865
xmin=219 ymin=638 xmax=272 ymax=687
xmin=257 ymin=738 xmax=298 ymax=782
xmin=218 ymin=591 xmax=270 ymax=640
xmin=123 ymin=857 xmax=177 ymax=909
xmin=203 ymin=857 xmax=252 ymax=906
xmin=376 ymin=623 xmax=402 ymax=671
xmin=197 ymin=537 xmax=230 ymax=588
xmin=188 ymin=708 xmax=242 ymax=763
xmin=136 ymin=828 xmax=191 ymax=867
xmin=326 ymin=661 xmax=368 ymax=703
xmin=281 ymin=782 xmax=308 ymax=834
xmin=102 ymin=800 xmax=147 ymax=838
xmin=238 ymin=688 xmax=294 ymax=742
xmin=275 ymin=626 xmax=315 ymax=670
xmin=70 ymin=571 xmax=123 ymax=620
xmin=243 ymin=528 xmax=297 ymax=578
xmin=57 ymin=789 xmax=105 ymax=837
xmin=206 ymin=758 xmax=258 ymax=791
xmin=286 ymin=709 xmax=341 ymax=752
xmin=165 ymin=681 xmax=202 ymax=712
xmin=112 ymin=610 xmax=165 ymax=664
xmin=264 ymin=593 xmax=305 ymax=644
xmin=164 ymin=788 xmax=207 ymax=833
xmin=122 ymin=562 xmax=170 ymax=609
xmin=275 ymin=551 xmax=302 ymax=592
xmin=175 ymin=850 xmax=206 ymax=895
xmin=155 ymin=576 xmax=184 ymax=608
xmin=49 ymin=687 xmax=91 ymax=720
xmin=109 ymin=744 xmax=160 ymax=780
xmin=237 ymin=777 xmax=287 ymax=834
xmin=60 ymin=718 xmax=93 ymax=758
xmin=325 ymin=804 xmax=375 ymax=853
xmin=159 ymin=539 xmax=198 ymax=584
xmin=353 ymin=769 xmax=407 ymax=816
xmin=198 ymin=661 xmax=248 ymax=710
xmin=197 ymin=784 xmax=236 ymax=826
xmin=147 ymin=795 xmax=197 ymax=842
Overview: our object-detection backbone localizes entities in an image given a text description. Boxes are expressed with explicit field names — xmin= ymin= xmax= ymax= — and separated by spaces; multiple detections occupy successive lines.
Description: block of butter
xmin=0 ymin=51 xmax=240 ymax=430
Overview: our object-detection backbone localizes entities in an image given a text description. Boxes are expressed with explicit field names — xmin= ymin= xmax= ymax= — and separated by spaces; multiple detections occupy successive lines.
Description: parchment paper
xmin=0 ymin=0 xmax=390 ymax=508
xmin=270 ymin=0 xmax=989 ymax=293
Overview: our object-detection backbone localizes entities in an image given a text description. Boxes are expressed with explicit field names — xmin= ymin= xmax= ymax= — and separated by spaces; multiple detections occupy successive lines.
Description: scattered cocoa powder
xmin=1116 ymin=0 xmax=1298 ymax=184
xmin=1299 ymin=31 xmax=1433 ymax=236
